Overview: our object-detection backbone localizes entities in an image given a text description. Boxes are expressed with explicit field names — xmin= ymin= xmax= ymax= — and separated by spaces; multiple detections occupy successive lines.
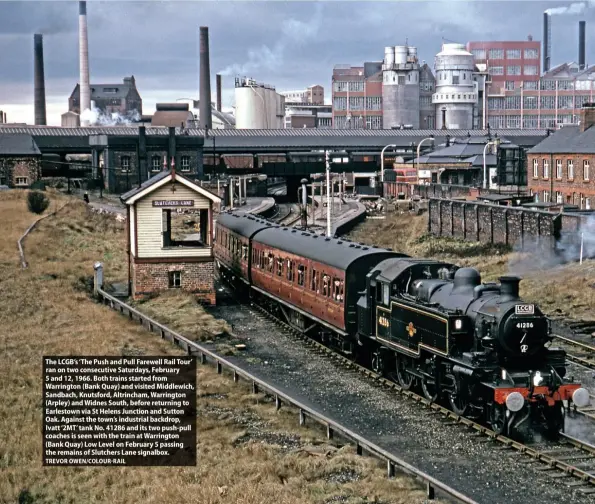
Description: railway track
xmin=552 ymin=333 xmax=595 ymax=370
xmin=232 ymin=293 xmax=595 ymax=494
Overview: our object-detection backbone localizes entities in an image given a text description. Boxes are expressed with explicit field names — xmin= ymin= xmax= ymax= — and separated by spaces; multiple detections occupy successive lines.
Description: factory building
xmin=433 ymin=43 xmax=478 ymax=130
xmin=65 ymin=76 xmax=142 ymax=126
xmin=332 ymin=63 xmax=383 ymax=129
xmin=466 ymin=38 xmax=541 ymax=91
xmin=382 ymin=45 xmax=421 ymax=129
xmin=420 ymin=64 xmax=436 ymax=129
xmin=284 ymin=104 xmax=332 ymax=128
xmin=280 ymin=85 xmax=325 ymax=105
xmin=479 ymin=21 xmax=592 ymax=129
xmin=234 ymin=77 xmax=285 ymax=129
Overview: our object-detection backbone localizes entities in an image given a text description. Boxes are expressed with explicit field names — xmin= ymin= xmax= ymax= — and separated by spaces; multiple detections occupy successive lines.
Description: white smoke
xmin=218 ymin=3 xmax=323 ymax=77
xmin=508 ymin=213 xmax=595 ymax=276
xmin=80 ymin=105 xmax=141 ymax=126
xmin=545 ymin=2 xmax=591 ymax=15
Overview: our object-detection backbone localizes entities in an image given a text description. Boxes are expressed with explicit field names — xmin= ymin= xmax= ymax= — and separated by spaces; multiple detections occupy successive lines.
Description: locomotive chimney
xmin=33 ymin=34 xmax=47 ymax=126
xmin=499 ymin=276 xmax=520 ymax=301
xmin=199 ymin=26 xmax=213 ymax=129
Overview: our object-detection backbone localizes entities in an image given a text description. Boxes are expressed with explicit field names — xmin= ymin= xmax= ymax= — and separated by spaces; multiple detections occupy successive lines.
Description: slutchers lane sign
xmin=152 ymin=200 xmax=194 ymax=207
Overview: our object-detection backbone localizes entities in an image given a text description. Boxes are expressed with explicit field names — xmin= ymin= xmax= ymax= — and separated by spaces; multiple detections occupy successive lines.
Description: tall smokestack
xmin=33 ymin=34 xmax=47 ymax=125
xmin=579 ymin=20 xmax=586 ymax=70
xmin=199 ymin=26 xmax=212 ymax=129
xmin=79 ymin=1 xmax=91 ymax=126
xmin=216 ymin=74 xmax=222 ymax=112
xmin=543 ymin=12 xmax=551 ymax=73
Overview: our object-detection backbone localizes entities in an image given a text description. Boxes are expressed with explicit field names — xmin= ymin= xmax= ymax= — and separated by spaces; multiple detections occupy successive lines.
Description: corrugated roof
xmin=0 ymin=134 xmax=41 ymax=155
xmin=527 ymin=125 xmax=595 ymax=154
xmin=0 ymin=126 xmax=548 ymax=138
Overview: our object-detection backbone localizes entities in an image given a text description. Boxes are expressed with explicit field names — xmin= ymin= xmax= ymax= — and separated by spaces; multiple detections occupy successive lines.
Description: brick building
xmin=280 ymin=85 xmax=325 ymax=105
xmin=68 ymin=75 xmax=142 ymax=117
xmin=466 ymin=38 xmax=541 ymax=90
xmin=527 ymin=104 xmax=595 ymax=208
xmin=332 ymin=63 xmax=384 ymax=129
xmin=0 ymin=134 xmax=42 ymax=188
xmin=121 ymin=169 xmax=221 ymax=304
xmin=90 ymin=127 xmax=204 ymax=194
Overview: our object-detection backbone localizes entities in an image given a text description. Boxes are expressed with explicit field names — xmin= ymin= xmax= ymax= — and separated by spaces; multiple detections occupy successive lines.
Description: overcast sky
xmin=1 ymin=0 xmax=594 ymax=126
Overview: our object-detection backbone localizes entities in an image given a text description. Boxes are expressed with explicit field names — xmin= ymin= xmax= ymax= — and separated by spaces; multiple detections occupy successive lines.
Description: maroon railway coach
xmin=214 ymin=212 xmax=406 ymax=335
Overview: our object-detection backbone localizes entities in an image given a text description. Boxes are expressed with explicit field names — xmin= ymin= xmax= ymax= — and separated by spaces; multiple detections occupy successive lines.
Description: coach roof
xmin=253 ymin=226 xmax=407 ymax=271
xmin=216 ymin=212 xmax=278 ymax=238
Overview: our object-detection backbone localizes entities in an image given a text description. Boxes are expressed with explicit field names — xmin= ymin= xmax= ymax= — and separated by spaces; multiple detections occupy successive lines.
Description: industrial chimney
xmin=216 ymin=74 xmax=222 ymax=112
xmin=543 ymin=12 xmax=551 ymax=73
xmin=79 ymin=1 xmax=91 ymax=126
xmin=579 ymin=21 xmax=586 ymax=70
xmin=33 ymin=34 xmax=47 ymax=125
xmin=199 ymin=26 xmax=213 ymax=129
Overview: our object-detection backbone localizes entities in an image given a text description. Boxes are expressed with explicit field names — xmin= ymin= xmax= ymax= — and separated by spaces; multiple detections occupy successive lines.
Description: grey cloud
xmin=2 ymin=0 xmax=595 ymax=124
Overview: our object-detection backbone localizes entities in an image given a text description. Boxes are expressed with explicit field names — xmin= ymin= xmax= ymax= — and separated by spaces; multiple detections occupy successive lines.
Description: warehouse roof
xmin=527 ymin=125 xmax=595 ymax=154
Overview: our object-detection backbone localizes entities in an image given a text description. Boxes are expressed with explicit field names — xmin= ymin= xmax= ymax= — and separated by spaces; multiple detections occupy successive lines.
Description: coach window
xmin=277 ymin=258 xmax=283 ymax=276
xmin=297 ymin=265 xmax=305 ymax=286
xmin=311 ymin=269 xmax=319 ymax=292
xmin=242 ymin=245 xmax=248 ymax=260
xmin=322 ymin=275 xmax=330 ymax=297
xmin=332 ymin=278 xmax=341 ymax=301
xmin=287 ymin=259 xmax=294 ymax=282
xmin=267 ymin=253 xmax=274 ymax=272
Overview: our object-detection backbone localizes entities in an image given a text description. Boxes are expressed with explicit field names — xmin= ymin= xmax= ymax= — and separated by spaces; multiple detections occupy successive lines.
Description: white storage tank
xmin=384 ymin=46 xmax=395 ymax=67
xmin=394 ymin=46 xmax=408 ymax=65
xmin=432 ymin=43 xmax=476 ymax=130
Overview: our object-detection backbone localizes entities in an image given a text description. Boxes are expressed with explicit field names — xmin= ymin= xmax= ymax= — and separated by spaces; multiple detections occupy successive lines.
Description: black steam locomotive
xmin=357 ymin=258 xmax=589 ymax=438
xmin=214 ymin=213 xmax=589 ymax=439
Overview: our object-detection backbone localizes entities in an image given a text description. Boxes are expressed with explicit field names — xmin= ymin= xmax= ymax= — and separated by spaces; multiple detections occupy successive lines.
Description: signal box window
xmin=168 ymin=271 xmax=181 ymax=288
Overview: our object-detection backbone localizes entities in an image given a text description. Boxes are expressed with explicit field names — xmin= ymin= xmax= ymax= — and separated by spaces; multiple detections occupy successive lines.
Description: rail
xmin=92 ymin=264 xmax=477 ymax=504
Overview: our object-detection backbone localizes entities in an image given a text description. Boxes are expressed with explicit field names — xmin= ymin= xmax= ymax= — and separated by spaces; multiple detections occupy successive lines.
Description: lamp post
xmin=380 ymin=144 xmax=397 ymax=185
xmin=482 ymin=139 xmax=500 ymax=190
xmin=325 ymin=150 xmax=331 ymax=237
xmin=416 ymin=136 xmax=435 ymax=185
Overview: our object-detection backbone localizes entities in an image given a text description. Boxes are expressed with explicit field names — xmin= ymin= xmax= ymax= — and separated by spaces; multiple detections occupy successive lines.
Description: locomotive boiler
xmin=214 ymin=213 xmax=589 ymax=439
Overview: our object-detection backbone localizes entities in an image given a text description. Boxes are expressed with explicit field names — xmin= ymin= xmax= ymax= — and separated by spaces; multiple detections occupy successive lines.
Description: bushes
xmin=27 ymin=191 xmax=50 ymax=215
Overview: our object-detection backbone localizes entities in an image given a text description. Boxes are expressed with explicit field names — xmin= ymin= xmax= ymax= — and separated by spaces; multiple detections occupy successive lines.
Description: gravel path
xmin=203 ymin=286 xmax=595 ymax=504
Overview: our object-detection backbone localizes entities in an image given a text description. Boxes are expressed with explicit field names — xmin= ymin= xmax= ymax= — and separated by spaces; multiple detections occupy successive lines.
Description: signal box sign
xmin=152 ymin=200 xmax=194 ymax=207
xmin=515 ymin=304 xmax=534 ymax=315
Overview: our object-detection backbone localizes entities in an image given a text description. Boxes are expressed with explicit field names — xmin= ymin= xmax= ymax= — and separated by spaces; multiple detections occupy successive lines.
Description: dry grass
xmin=348 ymin=212 xmax=595 ymax=321
xmin=0 ymin=190 xmax=444 ymax=504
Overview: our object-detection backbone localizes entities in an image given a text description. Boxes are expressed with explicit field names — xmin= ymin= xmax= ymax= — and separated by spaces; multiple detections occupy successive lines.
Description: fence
xmin=92 ymin=262 xmax=478 ymax=504
xmin=427 ymin=198 xmax=588 ymax=248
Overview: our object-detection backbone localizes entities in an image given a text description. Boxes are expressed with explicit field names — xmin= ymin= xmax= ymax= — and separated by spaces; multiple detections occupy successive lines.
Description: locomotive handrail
xmin=94 ymin=273 xmax=478 ymax=504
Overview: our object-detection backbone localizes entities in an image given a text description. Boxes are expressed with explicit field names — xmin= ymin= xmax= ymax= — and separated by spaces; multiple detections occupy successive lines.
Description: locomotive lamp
xmin=533 ymin=370 xmax=543 ymax=387
xmin=454 ymin=319 xmax=463 ymax=330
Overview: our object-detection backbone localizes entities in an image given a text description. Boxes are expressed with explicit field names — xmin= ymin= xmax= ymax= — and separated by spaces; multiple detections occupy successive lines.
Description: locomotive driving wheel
xmin=448 ymin=376 xmax=471 ymax=416
xmin=420 ymin=358 xmax=439 ymax=402
xmin=393 ymin=353 xmax=414 ymax=390
xmin=489 ymin=403 xmax=507 ymax=435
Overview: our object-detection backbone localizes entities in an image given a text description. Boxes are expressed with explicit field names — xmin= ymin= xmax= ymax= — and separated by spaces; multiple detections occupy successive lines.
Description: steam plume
xmin=80 ymin=104 xmax=140 ymax=126
xmin=545 ymin=2 xmax=588 ymax=15
xmin=219 ymin=3 xmax=323 ymax=77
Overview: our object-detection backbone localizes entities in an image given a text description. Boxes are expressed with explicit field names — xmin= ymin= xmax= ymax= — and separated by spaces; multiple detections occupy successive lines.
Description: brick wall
xmin=132 ymin=260 xmax=215 ymax=304
xmin=0 ymin=157 xmax=42 ymax=187
xmin=384 ymin=182 xmax=482 ymax=200
xmin=427 ymin=198 xmax=584 ymax=248
xmin=110 ymin=149 xmax=201 ymax=194
xmin=527 ymin=153 xmax=595 ymax=206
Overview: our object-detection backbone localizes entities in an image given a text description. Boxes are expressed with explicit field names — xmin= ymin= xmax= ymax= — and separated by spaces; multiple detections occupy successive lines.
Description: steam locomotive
xmin=214 ymin=212 xmax=590 ymax=439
